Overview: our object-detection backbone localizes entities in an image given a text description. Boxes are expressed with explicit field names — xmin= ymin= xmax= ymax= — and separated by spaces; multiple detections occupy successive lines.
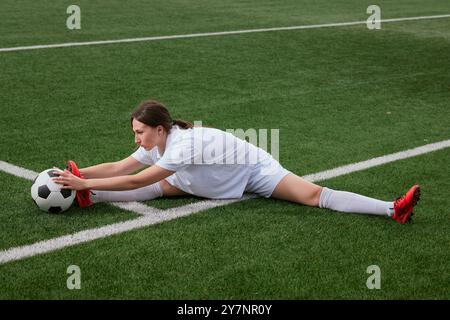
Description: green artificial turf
xmin=0 ymin=149 xmax=448 ymax=299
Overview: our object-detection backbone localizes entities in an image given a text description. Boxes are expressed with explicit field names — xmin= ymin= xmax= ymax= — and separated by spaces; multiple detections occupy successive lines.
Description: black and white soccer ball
xmin=31 ymin=169 xmax=75 ymax=213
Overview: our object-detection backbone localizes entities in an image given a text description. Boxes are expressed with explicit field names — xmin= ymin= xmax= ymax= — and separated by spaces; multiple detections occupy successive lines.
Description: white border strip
xmin=1 ymin=14 xmax=449 ymax=53
xmin=0 ymin=139 xmax=449 ymax=264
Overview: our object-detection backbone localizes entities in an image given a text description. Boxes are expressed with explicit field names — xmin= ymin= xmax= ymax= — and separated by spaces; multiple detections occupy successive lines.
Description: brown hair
xmin=130 ymin=100 xmax=193 ymax=132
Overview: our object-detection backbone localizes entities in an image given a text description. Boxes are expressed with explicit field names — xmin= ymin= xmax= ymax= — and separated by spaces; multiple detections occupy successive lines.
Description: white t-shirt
xmin=131 ymin=125 xmax=273 ymax=199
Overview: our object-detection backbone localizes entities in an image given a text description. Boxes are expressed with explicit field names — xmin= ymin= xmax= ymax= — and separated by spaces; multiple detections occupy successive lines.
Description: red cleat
xmin=392 ymin=185 xmax=421 ymax=224
xmin=66 ymin=160 xmax=93 ymax=208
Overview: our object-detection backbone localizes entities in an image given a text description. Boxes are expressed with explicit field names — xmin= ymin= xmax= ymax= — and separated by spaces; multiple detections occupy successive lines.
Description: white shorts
xmin=244 ymin=157 xmax=291 ymax=198
xmin=164 ymin=157 xmax=291 ymax=199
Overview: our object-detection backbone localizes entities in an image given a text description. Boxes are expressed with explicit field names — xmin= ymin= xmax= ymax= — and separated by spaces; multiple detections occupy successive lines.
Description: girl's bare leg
xmin=270 ymin=173 xmax=394 ymax=216
xmin=159 ymin=179 xmax=189 ymax=197
xmin=270 ymin=173 xmax=322 ymax=206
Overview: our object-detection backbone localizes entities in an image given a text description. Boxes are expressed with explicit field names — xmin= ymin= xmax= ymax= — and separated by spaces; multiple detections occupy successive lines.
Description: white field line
xmin=0 ymin=138 xmax=449 ymax=264
xmin=111 ymin=201 xmax=164 ymax=215
xmin=0 ymin=195 xmax=258 ymax=265
xmin=0 ymin=161 xmax=38 ymax=181
xmin=1 ymin=14 xmax=450 ymax=53
xmin=302 ymin=139 xmax=450 ymax=182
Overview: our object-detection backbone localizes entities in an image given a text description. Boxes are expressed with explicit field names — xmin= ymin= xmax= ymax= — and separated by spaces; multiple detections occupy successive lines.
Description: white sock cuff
xmin=153 ymin=181 xmax=164 ymax=198
xmin=319 ymin=187 xmax=333 ymax=209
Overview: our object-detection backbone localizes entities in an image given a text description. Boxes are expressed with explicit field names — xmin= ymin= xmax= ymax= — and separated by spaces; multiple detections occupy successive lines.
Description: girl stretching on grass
xmin=53 ymin=100 xmax=420 ymax=224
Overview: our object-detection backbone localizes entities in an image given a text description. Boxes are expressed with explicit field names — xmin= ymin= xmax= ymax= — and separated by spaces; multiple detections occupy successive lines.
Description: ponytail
xmin=172 ymin=119 xmax=194 ymax=129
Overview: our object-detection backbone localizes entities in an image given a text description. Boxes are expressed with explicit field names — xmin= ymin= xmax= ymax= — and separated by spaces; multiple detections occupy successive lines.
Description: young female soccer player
xmin=53 ymin=100 xmax=420 ymax=224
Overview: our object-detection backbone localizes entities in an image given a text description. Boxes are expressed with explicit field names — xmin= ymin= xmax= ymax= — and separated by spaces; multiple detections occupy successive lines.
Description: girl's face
xmin=132 ymin=118 xmax=165 ymax=151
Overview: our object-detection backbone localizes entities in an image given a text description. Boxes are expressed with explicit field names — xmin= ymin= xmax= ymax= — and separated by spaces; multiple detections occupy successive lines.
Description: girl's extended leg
xmin=91 ymin=179 xmax=189 ymax=203
xmin=270 ymin=173 xmax=323 ymax=207
xmin=271 ymin=173 xmax=394 ymax=216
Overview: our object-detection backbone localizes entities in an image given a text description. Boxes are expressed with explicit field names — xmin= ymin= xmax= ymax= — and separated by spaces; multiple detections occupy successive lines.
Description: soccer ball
xmin=31 ymin=169 xmax=75 ymax=213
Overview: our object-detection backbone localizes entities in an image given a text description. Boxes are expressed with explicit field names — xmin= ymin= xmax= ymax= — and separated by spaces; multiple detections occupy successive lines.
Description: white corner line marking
xmin=0 ymin=138 xmax=449 ymax=264
xmin=0 ymin=195 xmax=258 ymax=265
xmin=1 ymin=14 xmax=449 ymax=53
xmin=110 ymin=201 xmax=164 ymax=215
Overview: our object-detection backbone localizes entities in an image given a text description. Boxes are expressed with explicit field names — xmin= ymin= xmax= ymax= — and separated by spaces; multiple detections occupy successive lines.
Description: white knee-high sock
xmin=91 ymin=182 xmax=163 ymax=203
xmin=319 ymin=187 xmax=394 ymax=216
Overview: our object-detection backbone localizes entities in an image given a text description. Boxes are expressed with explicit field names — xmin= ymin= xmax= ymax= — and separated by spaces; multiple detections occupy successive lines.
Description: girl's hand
xmin=53 ymin=169 xmax=86 ymax=190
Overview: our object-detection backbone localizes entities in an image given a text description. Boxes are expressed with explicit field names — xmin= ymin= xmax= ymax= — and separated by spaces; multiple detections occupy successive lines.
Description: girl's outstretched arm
xmin=54 ymin=165 xmax=174 ymax=191
xmin=79 ymin=156 xmax=146 ymax=178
